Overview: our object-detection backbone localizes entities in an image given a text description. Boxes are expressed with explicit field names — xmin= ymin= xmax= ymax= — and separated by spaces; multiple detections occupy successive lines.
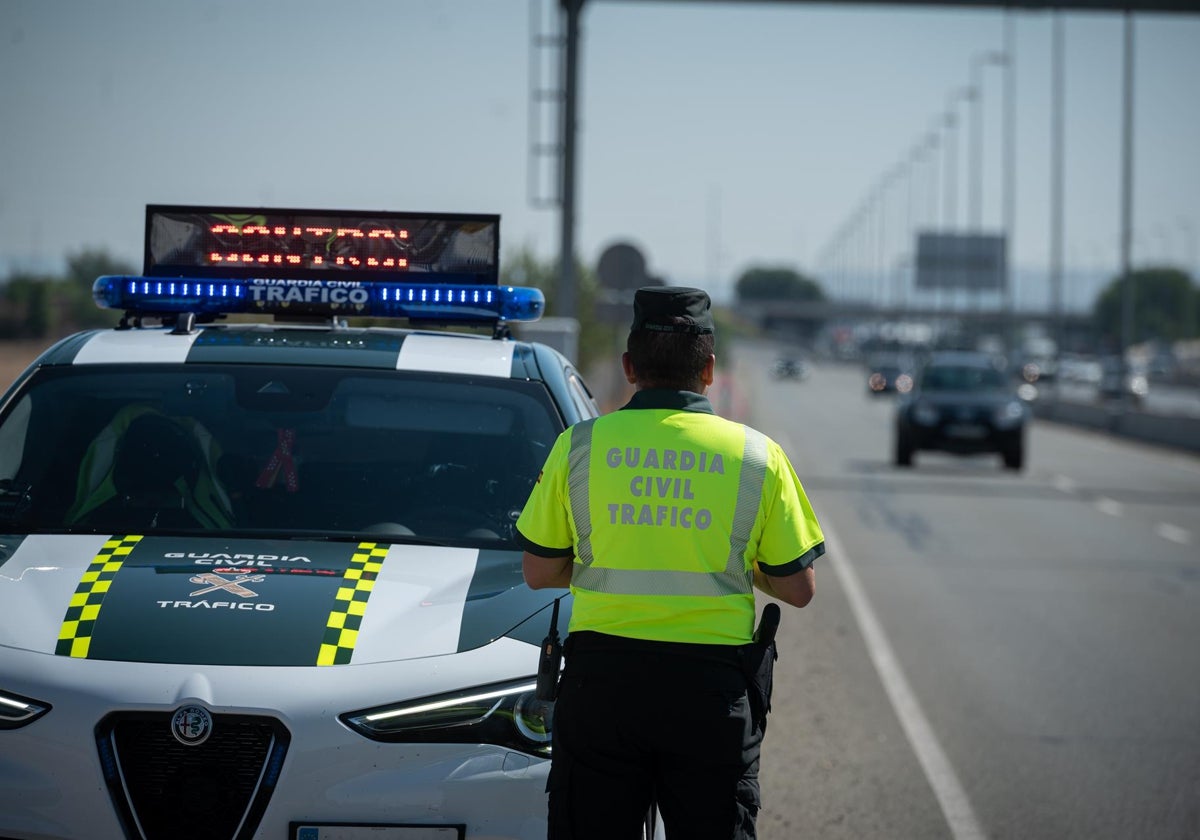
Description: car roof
xmin=11 ymin=318 xmax=603 ymax=430
xmin=32 ymin=321 xmax=548 ymax=380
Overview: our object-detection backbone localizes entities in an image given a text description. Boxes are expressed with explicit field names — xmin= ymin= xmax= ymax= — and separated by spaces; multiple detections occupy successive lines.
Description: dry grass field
xmin=1 ymin=340 xmax=54 ymax=390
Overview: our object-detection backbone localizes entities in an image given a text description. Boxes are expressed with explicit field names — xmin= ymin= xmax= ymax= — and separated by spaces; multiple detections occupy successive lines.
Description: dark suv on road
xmin=894 ymin=351 xmax=1029 ymax=470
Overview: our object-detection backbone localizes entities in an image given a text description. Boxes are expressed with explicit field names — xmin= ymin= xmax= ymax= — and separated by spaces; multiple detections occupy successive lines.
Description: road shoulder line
xmin=823 ymin=521 xmax=988 ymax=840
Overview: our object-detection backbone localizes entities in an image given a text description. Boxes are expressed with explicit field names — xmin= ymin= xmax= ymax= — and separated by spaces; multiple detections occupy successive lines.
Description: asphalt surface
xmin=717 ymin=340 xmax=1200 ymax=840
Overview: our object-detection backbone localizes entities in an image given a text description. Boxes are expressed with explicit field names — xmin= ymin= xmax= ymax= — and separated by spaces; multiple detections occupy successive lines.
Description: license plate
xmin=944 ymin=423 xmax=987 ymax=439
xmin=292 ymin=826 xmax=464 ymax=840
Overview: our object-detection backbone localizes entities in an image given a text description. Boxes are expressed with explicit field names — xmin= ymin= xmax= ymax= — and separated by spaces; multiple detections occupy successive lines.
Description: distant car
xmin=771 ymin=356 xmax=810 ymax=380
xmin=1058 ymin=354 xmax=1103 ymax=385
xmin=866 ymin=355 xmax=914 ymax=395
xmin=1097 ymin=356 xmax=1148 ymax=405
xmin=894 ymin=351 xmax=1028 ymax=470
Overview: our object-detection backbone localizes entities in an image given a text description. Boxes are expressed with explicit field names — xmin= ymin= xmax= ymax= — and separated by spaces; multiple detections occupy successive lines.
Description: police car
xmin=0 ymin=206 xmax=604 ymax=840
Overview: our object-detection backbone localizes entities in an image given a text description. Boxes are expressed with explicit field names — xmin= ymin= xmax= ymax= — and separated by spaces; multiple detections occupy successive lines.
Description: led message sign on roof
xmin=144 ymin=205 xmax=500 ymax=283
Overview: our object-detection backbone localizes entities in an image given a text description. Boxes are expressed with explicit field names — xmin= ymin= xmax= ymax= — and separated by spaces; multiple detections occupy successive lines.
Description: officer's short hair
xmin=627 ymin=321 xmax=715 ymax=391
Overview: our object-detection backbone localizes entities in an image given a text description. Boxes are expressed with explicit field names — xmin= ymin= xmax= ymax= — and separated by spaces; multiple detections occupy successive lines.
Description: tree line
xmin=0 ymin=250 xmax=131 ymax=339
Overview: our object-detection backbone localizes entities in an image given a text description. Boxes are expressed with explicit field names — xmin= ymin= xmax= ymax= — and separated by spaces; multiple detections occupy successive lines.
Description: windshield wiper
xmin=0 ymin=480 xmax=34 ymax=528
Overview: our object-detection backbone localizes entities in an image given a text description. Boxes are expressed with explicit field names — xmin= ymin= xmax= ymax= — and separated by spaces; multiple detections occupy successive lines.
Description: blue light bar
xmin=93 ymin=275 xmax=545 ymax=324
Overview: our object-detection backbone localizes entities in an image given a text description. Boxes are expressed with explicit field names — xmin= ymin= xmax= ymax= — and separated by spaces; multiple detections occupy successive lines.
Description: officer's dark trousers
xmin=547 ymin=631 xmax=763 ymax=840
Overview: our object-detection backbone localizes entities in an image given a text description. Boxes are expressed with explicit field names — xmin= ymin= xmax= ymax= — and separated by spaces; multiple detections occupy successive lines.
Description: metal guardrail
xmin=1030 ymin=388 xmax=1200 ymax=454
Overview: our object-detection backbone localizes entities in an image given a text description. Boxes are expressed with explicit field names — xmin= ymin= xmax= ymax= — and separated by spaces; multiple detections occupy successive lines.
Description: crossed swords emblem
xmin=188 ymin=572 xmax=266 ymax=598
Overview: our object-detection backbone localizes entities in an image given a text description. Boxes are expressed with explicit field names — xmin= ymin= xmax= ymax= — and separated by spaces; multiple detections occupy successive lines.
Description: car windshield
xmin=920 ymin=364 xmax=1006 ymax=392
xmin=0 ymin=365 xmax=561 ymax=545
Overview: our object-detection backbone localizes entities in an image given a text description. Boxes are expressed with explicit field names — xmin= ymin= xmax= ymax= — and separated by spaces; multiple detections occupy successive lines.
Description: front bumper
xmin=901 ymin=421 xmax=1022 ymax=455
xmin=0 ymin=639 xmax=550 ymax=840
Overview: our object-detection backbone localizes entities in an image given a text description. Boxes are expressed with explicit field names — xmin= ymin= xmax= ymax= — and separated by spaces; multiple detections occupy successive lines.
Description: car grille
xmin=944 ymin=406 xmax=989 ymax=425
xmin=96 ymin=712 xmax=289 ymax=840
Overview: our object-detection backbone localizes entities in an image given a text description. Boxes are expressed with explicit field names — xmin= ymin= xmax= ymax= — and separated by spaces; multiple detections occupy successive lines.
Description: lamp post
xmin=944 ymin=87 xmax=974 ymax=232
xmin=835 ymin=222 xmax=852 ymax=302
xmin=874 ymin=181 xmax=887 ymax=309
xmin=925 ymin=131 xmax=940 ymax=233
xmin=855 ymin=203 xmax=870 ymax=304
xmin=903 ymin=145 xmax=922 ymax=312
xmin=943 ymin=104 xmax=959 ymax=231
xmin=922 ymin=126 xmax=944 ymax=314
xmin=944 ymin=88 xmax=973 ymax=314
xmin=964 ymin=51 xmax=1008 ymax=326
xmin=1119 ymin=11 xmax=1136 ymax=362
xmin=1050 ymin=12 xmax=1066 ymax=356
xmin=556 ymin=0 xmax=584 ymax=325
xmin=878 ymin=167 xmax=903 ymax=309
xmin=907 ymin=130 xmax=939 ymax=314
xmin=1003 ymin=10 xmax=1017 ymax=342
xmin=969 ymin=51 xmax=1009 ymax=231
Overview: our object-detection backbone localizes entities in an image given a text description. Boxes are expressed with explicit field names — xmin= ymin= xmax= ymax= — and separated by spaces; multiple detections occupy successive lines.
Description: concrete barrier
xmin=1031 ymin=396 xmax=1200 ymax=454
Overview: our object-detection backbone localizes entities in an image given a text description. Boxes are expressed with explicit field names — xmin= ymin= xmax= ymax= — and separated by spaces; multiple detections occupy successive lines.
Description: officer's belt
xmin=565 ymin=630 xmax=744 ymax=667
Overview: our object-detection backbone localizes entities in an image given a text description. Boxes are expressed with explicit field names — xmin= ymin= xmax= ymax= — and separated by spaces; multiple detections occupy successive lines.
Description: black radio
xmin=535 ymin=597 xmax=564 ymax=702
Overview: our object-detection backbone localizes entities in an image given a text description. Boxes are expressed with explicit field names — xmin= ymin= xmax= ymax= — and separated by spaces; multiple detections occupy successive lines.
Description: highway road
xmin=717 ymin=340 xmax=1200 ymax=840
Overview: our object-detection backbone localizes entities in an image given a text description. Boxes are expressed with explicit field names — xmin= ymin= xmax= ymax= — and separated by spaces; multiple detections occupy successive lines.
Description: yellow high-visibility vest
xmin=518 ymin=394 xmax=824 ymax=645
xmin=66 ymin=404 xmax=234 ymax=530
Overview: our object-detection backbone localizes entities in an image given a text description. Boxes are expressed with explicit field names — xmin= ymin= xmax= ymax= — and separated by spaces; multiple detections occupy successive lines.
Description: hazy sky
xmin=2 ymin=0 xmax=1198 ymax=308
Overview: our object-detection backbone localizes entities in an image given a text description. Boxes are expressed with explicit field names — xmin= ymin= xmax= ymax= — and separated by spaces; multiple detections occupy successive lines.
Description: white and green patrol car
xmin=0 ymin=206 xmax=601 ymax=840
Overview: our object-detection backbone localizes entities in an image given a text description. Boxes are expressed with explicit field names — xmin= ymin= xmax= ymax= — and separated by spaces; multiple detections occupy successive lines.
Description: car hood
xmin=0 ymin=533 xmax=560 ymax=666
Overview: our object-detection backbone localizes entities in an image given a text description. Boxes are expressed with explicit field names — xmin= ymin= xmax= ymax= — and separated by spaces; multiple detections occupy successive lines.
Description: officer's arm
xmin=754 ymin=563 xmax=815 ymax=608
xmin=522 ymin=552 xmax=574 ymax=590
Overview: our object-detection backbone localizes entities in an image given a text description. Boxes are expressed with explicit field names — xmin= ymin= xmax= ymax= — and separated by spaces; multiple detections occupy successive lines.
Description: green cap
xmin=630 ymin=286 xmax=714 ymax=335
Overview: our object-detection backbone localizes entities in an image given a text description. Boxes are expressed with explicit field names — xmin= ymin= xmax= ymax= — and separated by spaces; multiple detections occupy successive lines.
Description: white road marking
xmin=1052 ymin=474 xmax=1077 ymax=494
xmin=1155 ymin=523 xmax=1192 ymax=545
xmin=823 ymin=522 xmax=988 ymax=840
xmin=1095 ymin=497 xmax=1124 ymax=517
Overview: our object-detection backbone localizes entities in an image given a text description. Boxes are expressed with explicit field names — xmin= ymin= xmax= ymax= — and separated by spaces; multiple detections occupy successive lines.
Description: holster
xmin=738 ymin=637 xmax=777 ymax=735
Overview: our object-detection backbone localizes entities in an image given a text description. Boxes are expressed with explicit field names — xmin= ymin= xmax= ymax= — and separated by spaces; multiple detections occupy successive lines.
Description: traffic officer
xmin=517 ymin=285 xmax=824 ymax=840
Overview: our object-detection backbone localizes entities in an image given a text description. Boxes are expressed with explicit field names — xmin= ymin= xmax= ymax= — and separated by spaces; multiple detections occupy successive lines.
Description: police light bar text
xmin=145 ymin=205 xmax=500 ymax=284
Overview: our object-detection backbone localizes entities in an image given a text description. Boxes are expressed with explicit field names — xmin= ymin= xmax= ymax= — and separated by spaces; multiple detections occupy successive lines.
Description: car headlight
xmin=911 ymin=402 xmax=940 ymax=426
xmin=993 ymin=400 xmax=1026 ymax=429
xmin=0 ymin=688 xmax=51 ymax=729
xmin=341 ymin=678 xmax=553 ymax=757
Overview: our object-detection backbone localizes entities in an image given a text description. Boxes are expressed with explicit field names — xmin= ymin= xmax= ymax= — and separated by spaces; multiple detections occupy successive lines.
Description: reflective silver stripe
xmin=573 ymin=564 xmax=748 ymax=597
xmin=570 ymin=423 xmax=767 ymax=598
xmin=726 ymin=426 xmax=769 ymax=582
xmin=567 ymin=419 xmax=597 ymax=566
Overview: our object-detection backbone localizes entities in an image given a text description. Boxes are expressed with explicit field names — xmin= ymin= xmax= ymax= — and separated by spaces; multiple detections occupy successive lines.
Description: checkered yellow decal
xmin=317 ymin=542 xmax=386 ymax=665
xmin=56 ymin=535 xmax=142 ymax=658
